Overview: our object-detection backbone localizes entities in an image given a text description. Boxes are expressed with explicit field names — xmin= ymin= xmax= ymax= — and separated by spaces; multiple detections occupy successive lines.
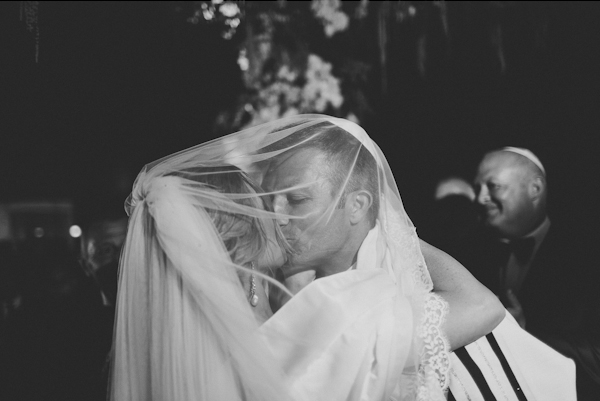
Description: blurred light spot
xmin=408 ymin=6 xmax=416 ymax=16
xmin=220 ymin=3 xmax=240 ymax=18
xmin=203 ymin=8 xmax=215 ymax=20
xmin=227 ymin=17 xmax=240 ymax=28
xmin=69 ymin=225 xmax=82 ymax=238
xmin=34 ymin=227 xmax=44 ymax=238
xmin=237 ymin=49 xmax=249 ymax=71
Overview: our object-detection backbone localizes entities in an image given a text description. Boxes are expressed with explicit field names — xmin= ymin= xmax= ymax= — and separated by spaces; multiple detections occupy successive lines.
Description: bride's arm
xmin=420 ymin=239 xmax=504 ymax=351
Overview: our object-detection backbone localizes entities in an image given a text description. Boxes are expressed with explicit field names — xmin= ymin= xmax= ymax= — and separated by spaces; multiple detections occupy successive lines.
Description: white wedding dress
xmin=111 ymin=114 xmax=461 ymax=401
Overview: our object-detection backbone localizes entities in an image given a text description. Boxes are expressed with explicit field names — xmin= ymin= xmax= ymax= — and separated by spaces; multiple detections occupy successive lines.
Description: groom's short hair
xmin=264 ymin=121 xmax=380 ymax=227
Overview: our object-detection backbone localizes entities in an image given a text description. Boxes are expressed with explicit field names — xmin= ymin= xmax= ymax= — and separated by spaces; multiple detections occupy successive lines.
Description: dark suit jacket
xmin=452 ymin=221 xmax=600 ymax=400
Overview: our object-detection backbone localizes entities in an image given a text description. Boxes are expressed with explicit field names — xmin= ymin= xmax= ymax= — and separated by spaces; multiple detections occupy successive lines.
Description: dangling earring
xmin=248 ymin=261 xmax=258 ymax=307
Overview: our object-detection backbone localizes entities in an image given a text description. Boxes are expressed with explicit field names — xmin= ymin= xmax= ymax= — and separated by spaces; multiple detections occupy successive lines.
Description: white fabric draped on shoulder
xmin=111 ymin=114 xmax=450 ymax=401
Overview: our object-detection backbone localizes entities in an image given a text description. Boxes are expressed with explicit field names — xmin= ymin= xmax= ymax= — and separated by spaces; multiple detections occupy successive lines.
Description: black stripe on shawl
xmin=454 ymin=347 xmax=497 ymax=401
xmin=486 ymin=333 xmax=528 ymax=401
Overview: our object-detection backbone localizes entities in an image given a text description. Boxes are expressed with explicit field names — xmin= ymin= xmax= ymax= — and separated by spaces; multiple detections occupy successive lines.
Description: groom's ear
xmin=348 ymin=190 xmax=373 ymax=225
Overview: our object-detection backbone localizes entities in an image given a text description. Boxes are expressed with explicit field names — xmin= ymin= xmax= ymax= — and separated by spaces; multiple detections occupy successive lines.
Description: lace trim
xmin=413 ymin=250 xmax=433 ymax=292
xmin=417 ymin=292 xmax=451 ymax=401
xmin=383 ymin=198 xmax=449 ymax=399
xmin=385 ymin=209 xmax=433 ymax=292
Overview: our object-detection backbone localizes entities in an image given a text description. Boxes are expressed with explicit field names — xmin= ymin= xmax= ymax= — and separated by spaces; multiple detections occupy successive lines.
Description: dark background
xmin=1 ymin=3 xmax=599 ymax=399
xmin=1 ymin=1 xmax=599 ymax=231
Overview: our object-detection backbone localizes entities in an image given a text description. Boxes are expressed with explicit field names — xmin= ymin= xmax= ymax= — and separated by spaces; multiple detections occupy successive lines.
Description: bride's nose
xmin=272 ymin=196 xmax=290 ymax=226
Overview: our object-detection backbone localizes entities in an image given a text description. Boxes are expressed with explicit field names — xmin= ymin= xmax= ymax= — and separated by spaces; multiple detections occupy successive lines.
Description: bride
xmin=110 ymin=115 xmax=504 ymax=401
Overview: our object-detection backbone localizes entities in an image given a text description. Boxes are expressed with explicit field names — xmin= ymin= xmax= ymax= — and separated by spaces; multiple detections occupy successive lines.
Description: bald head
xmin=435 ymin=177 xmax=476 ymax=201
xmin=474 ymin=150 xmax=547 ymax=239
xmin=490 ymin=151 xmax=545 ymax=180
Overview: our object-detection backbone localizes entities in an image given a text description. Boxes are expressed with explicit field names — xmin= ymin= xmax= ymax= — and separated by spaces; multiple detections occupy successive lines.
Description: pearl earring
xmin=248 ymin=261 xmax=258 ymax=307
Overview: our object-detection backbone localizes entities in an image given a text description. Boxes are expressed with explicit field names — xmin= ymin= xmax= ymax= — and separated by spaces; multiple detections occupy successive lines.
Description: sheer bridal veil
xmin=111 ymin=114 xmax=449 ymax=401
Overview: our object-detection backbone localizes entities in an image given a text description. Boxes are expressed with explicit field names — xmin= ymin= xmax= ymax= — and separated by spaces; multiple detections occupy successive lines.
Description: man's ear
xmin=348 ymin=190 xmax=373 ymax=224
xmin=529 ymin=176 xmax=545 ymax=200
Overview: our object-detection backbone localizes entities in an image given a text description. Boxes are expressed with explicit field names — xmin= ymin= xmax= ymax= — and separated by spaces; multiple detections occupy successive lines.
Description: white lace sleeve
xmin=417 ymin=292 xmax=451 ymax=400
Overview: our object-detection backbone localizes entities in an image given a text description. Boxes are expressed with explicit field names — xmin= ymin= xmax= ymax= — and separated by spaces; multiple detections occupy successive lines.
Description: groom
xmin=261 ymin=119 xmax=576 ymax=400
xmin=261 ymin=120 xmax=501 ymax=347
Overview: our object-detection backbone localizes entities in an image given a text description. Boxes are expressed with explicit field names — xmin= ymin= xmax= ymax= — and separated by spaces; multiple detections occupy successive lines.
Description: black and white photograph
xmin=1 ymin=2 xmax=599 ymax=400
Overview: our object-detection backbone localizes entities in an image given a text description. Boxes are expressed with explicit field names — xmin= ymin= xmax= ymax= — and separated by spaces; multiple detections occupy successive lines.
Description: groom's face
xmin=262 ymin=147 xmax=351 ymax=273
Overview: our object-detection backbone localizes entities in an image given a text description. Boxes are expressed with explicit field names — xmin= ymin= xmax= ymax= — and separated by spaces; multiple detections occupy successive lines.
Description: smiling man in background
xmin=455 ymin=146 xmax=600 ymax=399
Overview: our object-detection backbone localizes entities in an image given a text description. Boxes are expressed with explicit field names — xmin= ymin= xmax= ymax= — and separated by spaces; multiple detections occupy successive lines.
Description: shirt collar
xmin=524 ymin=216 xmax=551 ymax=247
xmin=498 ymin=216 xmax=550 ymax=247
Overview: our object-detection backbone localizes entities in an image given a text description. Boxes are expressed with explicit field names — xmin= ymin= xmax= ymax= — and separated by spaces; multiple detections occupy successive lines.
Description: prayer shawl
xmin=449 ymin=311 xmax=576 ymax=401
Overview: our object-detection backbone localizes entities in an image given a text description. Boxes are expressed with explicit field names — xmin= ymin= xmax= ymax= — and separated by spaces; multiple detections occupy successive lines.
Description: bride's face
xmin=257 ymin=210 xmax=286 ymax=271
xmin=252 ymin=194 xmax=286 ymax=271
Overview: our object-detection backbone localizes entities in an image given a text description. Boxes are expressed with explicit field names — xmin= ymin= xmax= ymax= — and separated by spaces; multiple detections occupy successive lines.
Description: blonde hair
xmin=169 ymin=165 xmax=292 ymax=268
xmin=111 ymin=166 xmax=292 ymax=401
